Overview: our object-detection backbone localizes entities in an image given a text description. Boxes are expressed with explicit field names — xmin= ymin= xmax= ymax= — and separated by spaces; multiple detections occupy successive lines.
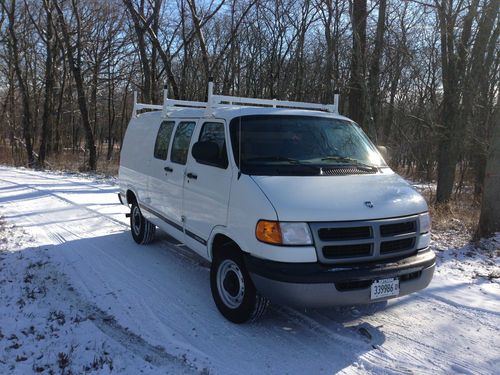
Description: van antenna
xmin=162 ymin=84 xmax=168 ymax=117
xmin=334 ymin=89 xmax=340 ymax=114
xmin=132 ymin=91 xmax=138 ymax=118
xmin=238 ymin=114 xmax=242 ymax=180
xmin=207 ymin=77 xmax=214 ymax=114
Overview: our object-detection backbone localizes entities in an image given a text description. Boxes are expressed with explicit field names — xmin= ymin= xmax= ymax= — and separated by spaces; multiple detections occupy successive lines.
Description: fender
xmin=207 ymin=225 xmax=247 ymax=261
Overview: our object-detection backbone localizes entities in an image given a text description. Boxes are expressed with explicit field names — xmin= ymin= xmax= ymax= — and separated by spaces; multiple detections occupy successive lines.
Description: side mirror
xmin=192 ymin=141 xmax=220 ymax=165
xmin=377 ymin=145 xmax=390 ymax=162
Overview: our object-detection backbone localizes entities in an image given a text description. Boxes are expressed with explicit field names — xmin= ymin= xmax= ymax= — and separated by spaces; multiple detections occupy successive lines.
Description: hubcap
xmin=217 ymin=259 xmax=245 ymax=309
xmin=132 ymin=206 xmax=142 ymax=235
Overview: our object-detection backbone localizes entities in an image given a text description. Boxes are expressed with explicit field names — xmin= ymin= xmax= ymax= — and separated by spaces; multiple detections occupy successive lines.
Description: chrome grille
xmin=309 ymin=216 xmax=419 ymax=264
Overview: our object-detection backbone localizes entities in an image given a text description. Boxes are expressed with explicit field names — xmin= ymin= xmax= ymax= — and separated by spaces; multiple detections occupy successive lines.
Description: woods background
xmin=0 ymin=0 xmax=499 ymax=235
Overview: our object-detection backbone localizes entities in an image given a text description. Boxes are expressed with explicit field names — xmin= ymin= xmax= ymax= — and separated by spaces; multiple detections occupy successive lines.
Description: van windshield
xmin=229 ymin=115 xmax=386 ymax=176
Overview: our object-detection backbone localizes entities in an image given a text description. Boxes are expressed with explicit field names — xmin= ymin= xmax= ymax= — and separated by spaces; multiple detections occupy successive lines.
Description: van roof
xmin=137 ymin=106 xmax=353 ymax=123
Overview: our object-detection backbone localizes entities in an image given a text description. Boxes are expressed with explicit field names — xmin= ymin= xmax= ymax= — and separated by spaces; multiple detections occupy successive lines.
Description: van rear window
xmin=153 ymin=121 xmax=175 ymax=160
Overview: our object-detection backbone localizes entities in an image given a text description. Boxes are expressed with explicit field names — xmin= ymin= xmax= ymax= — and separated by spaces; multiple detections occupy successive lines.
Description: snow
xmin=0 ymin=165 xmax=499 ymax=374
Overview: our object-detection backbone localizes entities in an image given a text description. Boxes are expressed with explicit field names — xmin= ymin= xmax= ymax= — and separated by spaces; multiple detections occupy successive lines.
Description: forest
xmin=0 ymin=0 xmax=499 ymax=235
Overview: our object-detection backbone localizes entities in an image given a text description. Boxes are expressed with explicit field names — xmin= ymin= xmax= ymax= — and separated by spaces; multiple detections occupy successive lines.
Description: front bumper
xmin=245 ymin=249 xmax=435 ymax=307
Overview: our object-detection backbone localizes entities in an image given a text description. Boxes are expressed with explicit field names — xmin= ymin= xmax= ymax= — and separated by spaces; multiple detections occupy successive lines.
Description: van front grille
xmin=323 ymin=244 xmax=372 ymax=259
xmin=380 ymin=221 xmax=416 ymax=236
xmin=380 ymin=238 xmax=415 ymax=254
xmin=318 ymin=226 xmax=371 ymax=241
xmin=310 ymin=215 xmax=420 ymax=264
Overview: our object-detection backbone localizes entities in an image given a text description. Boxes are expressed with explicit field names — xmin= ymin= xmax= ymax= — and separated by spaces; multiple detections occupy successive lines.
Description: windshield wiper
xmin=321 ymin=156 xmax=377 ymax=170
xmin=246 ymin=156 xmax=302 ymax=163
xmin=244 ymin=156 xmax=321 ymax=173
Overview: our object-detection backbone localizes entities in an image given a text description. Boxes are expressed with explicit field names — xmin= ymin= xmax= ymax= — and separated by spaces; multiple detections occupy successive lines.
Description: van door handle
xmin=164 ymin=166 xmax=173 ymax=172
xmin=186 ymin=172 xmax=197 ymax=180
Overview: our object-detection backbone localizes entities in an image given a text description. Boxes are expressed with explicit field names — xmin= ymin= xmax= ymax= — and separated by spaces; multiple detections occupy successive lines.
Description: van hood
xmin=251 ymin=171 xmax=427 ymax=222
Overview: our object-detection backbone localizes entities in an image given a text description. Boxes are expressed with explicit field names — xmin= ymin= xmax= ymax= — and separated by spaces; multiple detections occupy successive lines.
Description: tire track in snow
xmin=0 ymin=175 xmax=128 ymax=229
xmin=0 ymin=171 xmax=209 ymax=268
xmin=0 ymin=173 xmax=205 ymax=373
xmin=31 ymin=250 xmax=200 ymax=374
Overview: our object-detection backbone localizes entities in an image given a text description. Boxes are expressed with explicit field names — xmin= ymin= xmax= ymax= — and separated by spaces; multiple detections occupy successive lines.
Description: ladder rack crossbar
xmin=213 ymin=95 xmax=337 ymax=112
xmin=132 ymin=83 xmax=339 ymax=119
xmin=165 ymin=98 xmax=208 ymax=108
xmin=135 ymin=103 xmax=163 ymax=111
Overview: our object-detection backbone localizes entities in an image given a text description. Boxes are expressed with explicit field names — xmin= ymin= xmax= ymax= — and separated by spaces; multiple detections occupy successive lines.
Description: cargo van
xmin=118 ymin=82 xmax=435 ymax=323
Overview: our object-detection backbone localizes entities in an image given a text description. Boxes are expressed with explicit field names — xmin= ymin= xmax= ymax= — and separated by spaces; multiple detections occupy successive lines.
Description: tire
xmin=210 ymin=245 xmax=269 ymax=323
xmin=130 ymin=202 xmax=156 ymax=244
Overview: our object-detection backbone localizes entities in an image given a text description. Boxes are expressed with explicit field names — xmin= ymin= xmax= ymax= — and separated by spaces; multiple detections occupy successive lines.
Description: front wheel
xmin=130 ymin=203 xmax=156 ymax=244
xmin=210 ymin=246 xmax=269 ymax=323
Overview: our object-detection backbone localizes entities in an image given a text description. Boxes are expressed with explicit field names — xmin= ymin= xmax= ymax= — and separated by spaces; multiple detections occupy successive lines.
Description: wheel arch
xmin=208 ymin=229 xmax=246 ymax=261
xmin=126 ymin=188 xmax=138 ymax=206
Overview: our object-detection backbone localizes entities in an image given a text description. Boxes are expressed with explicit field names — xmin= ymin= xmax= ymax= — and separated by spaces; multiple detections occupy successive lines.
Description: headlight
xmin=419 ymin=212 xmax=431 ymax=234
xmin=256 ymin=220 xmax=313 ymax=245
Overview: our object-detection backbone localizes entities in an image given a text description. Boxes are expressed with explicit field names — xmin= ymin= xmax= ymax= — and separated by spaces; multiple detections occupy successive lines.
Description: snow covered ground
xmin=0 ymin=166 xmax=498 ymax=374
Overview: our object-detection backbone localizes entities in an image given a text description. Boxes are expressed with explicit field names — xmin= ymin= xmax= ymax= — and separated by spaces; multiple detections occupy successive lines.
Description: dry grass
xmin=44 ymin=150 xmax=120 ymax=176
xmin=0 ymin=144 xmax=119 ymax=176
xmin=420 ymin=189 xmax=481 ymax=241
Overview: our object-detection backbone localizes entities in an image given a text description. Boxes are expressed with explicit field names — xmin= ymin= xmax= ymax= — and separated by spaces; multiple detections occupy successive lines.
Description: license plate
xmin=371 ymin=278 xmax=399 ymax=300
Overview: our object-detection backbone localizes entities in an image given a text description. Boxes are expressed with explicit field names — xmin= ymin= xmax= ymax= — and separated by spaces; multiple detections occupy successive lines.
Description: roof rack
xmin=132 ymin=81 xmax=339 ymax=118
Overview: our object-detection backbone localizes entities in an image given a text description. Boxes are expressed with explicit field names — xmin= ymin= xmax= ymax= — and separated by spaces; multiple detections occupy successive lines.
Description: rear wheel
xmin=210 ymin=245 xmax=269 ymax=323
xmin=130 ymin=202 xmax=156 ymax=244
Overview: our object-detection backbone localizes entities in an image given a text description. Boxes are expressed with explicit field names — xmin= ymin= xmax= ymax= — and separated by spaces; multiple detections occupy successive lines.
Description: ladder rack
xmin=132 ymin=81 xmax=339 ymax=118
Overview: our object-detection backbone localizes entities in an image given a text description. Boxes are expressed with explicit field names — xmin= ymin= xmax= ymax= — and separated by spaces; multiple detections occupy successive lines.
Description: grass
xmin=428 ymin=194 xmax=480 ymax=237
xmin=0 ymin=143 xmax=120 ymax=176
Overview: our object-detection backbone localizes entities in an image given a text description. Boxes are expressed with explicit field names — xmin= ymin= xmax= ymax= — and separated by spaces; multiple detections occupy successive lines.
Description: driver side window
xmin=197 ymin=122 xmax=228 ymax=169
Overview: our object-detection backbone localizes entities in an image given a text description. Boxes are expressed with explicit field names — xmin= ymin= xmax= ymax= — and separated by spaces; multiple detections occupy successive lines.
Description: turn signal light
xmin=256 ymin=220 xmax=282 ymax=245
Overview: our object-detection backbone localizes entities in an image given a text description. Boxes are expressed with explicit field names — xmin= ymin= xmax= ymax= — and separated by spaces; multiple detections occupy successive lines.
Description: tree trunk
xmin=187 ymin=0 xmax=210 ymax=84
xmin=435 ymin=0 xmax=478 ymax=203
xmin=39 ymin=0 xmax=55 ymax=167
xmin=348 ymin=0 xmax=367 ymax=126
xmin=3 ymin=0 xmax=35 ymax=167
xmin=55 ymin=0 xmax=97 ymax=171
xmin=477 ymin=100 xmax=500 ymax=237
xmin=367 ymin=0 xmax=386 ymax=140
xmin=122 ymin=0 xmax=152 ymax=103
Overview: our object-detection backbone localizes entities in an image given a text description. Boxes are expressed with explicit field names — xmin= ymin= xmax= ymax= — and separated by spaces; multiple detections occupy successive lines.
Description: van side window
xmin=198 ymin=122 xmax=228 ymax=169
xmin=171 ymin=121 xmax=196 ymax=165
xmin=153 ymin=121 xmax=175 ymax=160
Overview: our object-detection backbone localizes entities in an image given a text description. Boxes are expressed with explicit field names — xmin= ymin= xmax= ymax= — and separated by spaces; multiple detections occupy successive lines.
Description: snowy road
xmin=0 ymin=166 xmax=499 ymax=374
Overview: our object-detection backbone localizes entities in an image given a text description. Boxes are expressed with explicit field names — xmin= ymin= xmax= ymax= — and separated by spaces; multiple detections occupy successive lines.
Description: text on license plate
xmin=370 ymin=278 xmax=399 ymax=300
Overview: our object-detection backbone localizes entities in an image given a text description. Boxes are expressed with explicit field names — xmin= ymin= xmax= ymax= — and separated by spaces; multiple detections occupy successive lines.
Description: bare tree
xmin=2 ymin=0 xmax=35 ymax=166
xmin=367 ymin=0 xmax=386 ymax=141
xmin=435 ymin=0 xmax=479 ymax=203
xmin=54 ymin=0 xmax=97 ymax=171
xmin=477 ymin=99 xmax=500 ymax=237
xmin=348 ymin=0 xmax=367 ymax=126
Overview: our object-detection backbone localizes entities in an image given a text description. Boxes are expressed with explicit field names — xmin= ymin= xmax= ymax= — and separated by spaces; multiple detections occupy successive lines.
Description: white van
xmin=118 ymin=83 xmax=435 ymax=323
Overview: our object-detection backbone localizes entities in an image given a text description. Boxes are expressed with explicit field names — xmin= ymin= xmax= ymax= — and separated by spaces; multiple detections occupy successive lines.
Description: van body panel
xmin=251 ymin=172 xmax=427 ymax=222
xmin=119 ymin=115 xmax=157 ymax=204
xmin=226 ymin=174 xmax=318 ymax=263
xmin=182 ymin=119 xmax=233 ymax=256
